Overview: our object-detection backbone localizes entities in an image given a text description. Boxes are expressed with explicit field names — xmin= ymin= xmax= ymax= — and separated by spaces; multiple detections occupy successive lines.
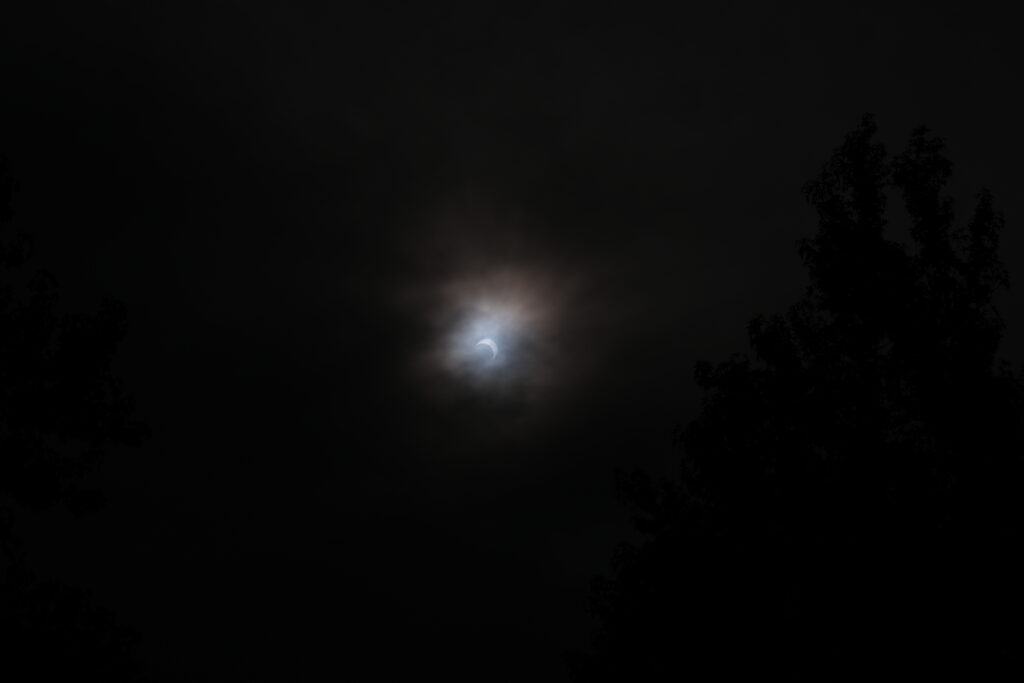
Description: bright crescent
xmin=476 ymin=338 xmax=498 ymax=359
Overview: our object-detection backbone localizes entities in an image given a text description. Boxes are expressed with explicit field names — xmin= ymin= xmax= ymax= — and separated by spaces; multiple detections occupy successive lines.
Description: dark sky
xmin=2 ymin=1 xmax=1022 ymax=679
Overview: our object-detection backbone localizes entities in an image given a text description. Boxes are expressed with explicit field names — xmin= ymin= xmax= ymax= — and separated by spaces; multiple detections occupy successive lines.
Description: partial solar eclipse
xmin=476 ymin=337 xmax=498 ymax=360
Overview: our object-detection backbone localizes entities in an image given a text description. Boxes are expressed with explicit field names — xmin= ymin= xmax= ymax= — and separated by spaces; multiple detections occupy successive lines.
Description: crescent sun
xmin=476 ymin=338 xmax=498 ymax=359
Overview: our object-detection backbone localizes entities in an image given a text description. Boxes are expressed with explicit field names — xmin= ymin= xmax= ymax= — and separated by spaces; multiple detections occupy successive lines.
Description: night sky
xmin=2 ymin=2 xmax=1022 ymax=679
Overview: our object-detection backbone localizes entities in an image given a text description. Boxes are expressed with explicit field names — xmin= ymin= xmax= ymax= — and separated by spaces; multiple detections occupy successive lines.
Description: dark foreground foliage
xmin=575 ymin=116 xmax=1024 ymax=680
xmin=1 ymin=157 xmax=149 ymax=680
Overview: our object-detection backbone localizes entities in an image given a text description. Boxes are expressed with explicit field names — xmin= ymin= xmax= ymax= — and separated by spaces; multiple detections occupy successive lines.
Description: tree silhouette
xmin=1 ymin=156 xmax=149 ymax=680
xmin=573 ymin=116 xmax=1024 ymax=680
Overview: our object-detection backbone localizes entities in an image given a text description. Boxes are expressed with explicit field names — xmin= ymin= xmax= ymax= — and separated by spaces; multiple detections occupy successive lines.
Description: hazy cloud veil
xmin=393 ymin=195 xmax=609 ymax=434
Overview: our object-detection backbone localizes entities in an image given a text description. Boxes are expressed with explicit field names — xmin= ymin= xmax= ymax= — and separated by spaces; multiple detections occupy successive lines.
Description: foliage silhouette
xmin=1 ymin=156 xmax=150 ymax=680
xmin=573 ymin=116 xmax=1024 ymax=680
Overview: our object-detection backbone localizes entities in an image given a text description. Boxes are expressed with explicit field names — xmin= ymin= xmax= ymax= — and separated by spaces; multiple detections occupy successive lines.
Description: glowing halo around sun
xmin=392 ymin=199 xmax=605 ymax=430
xmin=426 ymin=267 xmax=557 ymax=386
xmin=446 ymin=306 xmax=516 ymax=374
xmin=398 ymin=244 xmax=592 ymax=412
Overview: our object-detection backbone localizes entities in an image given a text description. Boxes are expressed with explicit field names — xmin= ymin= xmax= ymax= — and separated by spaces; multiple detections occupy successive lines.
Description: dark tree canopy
xmin=1 ymin=158 xmax=147 ymax=516
xmin=1 ymin=157 xmax=149 ymax=680
xmin=575 ymin=116 xmax=1024 ymax=680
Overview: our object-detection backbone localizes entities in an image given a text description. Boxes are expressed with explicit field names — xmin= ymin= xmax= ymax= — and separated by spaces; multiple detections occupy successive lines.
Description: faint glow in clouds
xmin=395 ymin=199 xmax=598 ymax=421
xmin=439 ymin=268 xmax=549 ymax=384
